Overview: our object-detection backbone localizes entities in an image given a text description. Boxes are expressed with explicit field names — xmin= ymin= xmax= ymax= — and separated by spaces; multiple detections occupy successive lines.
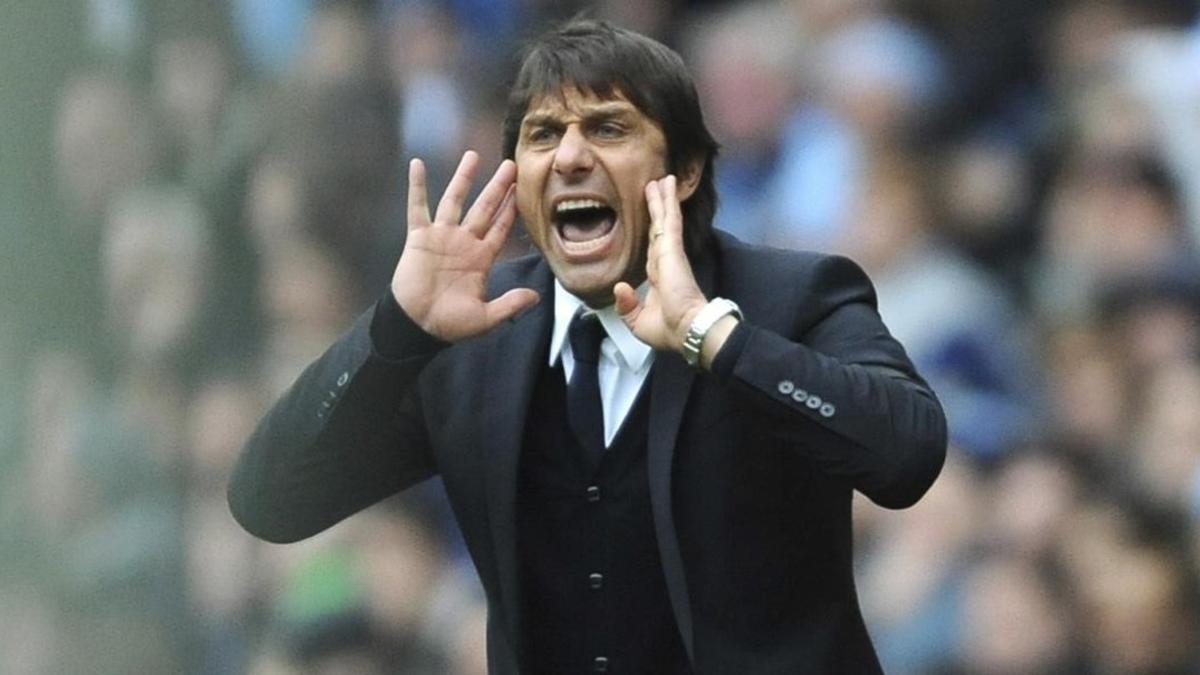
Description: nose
xmin=552 ymin=125 xmax=593 ymax=179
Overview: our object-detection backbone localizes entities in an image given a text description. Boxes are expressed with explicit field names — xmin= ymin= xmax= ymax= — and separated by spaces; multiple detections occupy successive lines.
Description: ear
xmin=674 ymin=154 xmax=705 ymax=202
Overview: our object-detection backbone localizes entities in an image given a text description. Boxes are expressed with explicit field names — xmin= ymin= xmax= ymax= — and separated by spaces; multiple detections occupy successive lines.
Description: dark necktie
xmin=567 ymin=311 xmax=607 ymax=463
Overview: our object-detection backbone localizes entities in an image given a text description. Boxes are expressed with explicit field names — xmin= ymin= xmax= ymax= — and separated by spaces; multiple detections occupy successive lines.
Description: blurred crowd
xmin=7 ymin=0 xmax=1200 ymax=673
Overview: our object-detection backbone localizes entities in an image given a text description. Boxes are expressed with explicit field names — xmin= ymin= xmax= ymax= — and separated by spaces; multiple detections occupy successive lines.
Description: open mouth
xmin=553 ymin=198 xmax=617 ymax=246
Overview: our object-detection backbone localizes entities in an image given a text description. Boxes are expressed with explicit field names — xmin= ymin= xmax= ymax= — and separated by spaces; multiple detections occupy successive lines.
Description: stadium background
xmin=3 ymin=0 xmax=1200 ymax=672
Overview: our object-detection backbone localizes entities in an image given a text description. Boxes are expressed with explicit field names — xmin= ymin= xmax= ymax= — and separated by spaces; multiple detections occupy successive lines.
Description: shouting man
xmin=230 ymin=19 xmax=947 ymax=675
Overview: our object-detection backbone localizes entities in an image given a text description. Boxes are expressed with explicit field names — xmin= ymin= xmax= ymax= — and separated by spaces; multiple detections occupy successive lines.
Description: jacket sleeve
xmin=711 ymin=254 xmax=948 ymax=509
xmin=227 ymin=295 xmax=447 ymax=543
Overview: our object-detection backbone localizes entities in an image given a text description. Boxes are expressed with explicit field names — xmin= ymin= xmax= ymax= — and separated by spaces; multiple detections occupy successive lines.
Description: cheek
xmin=514 ymin=187 xmax=539 ymax=227
xmin=513 ymin=158 xmax=545 ymax=227
xmin=619 ymin=159 xmax=666 ymax=219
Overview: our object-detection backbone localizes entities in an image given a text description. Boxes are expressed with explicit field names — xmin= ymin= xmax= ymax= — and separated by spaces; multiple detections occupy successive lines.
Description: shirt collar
xmin=549 ymin=280 xmax=654 ymax=373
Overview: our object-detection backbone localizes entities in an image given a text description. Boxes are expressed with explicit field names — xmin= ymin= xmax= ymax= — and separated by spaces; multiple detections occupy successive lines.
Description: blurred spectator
xmin=1034 ymin=151 xmax=1194 ymax=323
xmin=932 ymin=136 xmax=1038 ymax=295
xmin=1043 ymin=322 xmax=1127 ymax=460
xmin=858 ymin=456 xmax=980 ymax=674
xmin=260 ymin=2 xmax=401 ymax=304
xmin=687 ymin=0 xmax=813 ymax=244
xmin=1059 ymin=502 xmax=1200 ymax=673
xmin=814 ymin=11 xmax=947 ymax=150
xmin=256 ymin=236 xmax=356 ymax=398
xmin=185 ymin=373 xmax=270 ymax=673
xmin=385 ymin=2 xmax=469 ymax=174
xmin=838 ymin=152 xmax=1040 ymax=461
xmin=951 ymin=554 xmax=1082 ymax=675
xmin=344 ymin=505 xmax=452 ymax=672
xmin=1128 ymin=358 xmax=1200 ymax=513
xmin=900 ymin=0 xmax=1047 ymax=140
xmin=153 ymin=36 xmax=234 ymax=180
xmin=984 ymin=446 xmax=1081 ymax=557
xmin=103 ymin=185 xmax=212 ymax=371
xmin=54 ymin=70 xmax=159 ymax=221
xmin=1119 ymin=26 xmax=1200 ymax=249
xmin=23 ymin=349 xmax=189 ymax=674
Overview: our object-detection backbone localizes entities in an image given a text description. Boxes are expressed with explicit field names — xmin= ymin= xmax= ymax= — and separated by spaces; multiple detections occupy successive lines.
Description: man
xmin=230 ymin=19 xmax=947 ymax=675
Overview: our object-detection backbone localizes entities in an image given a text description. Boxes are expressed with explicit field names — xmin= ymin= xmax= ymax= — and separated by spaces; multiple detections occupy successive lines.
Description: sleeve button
xmin=777 ymin=380 xmax=795 ymax=395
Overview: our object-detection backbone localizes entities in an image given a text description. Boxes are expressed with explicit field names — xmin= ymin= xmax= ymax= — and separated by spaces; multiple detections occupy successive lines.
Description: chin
xmin=561 ymin=278 xmax=618 ymax=306
xmin=553 ymin=265 xmax=625 ymax=306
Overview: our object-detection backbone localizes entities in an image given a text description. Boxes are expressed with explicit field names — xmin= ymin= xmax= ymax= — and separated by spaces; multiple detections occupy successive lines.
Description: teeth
xmin=555 ymin=198 xmax=607 ymax=214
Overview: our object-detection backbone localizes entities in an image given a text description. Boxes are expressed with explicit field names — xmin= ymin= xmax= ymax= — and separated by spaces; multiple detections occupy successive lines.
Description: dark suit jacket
xmin=229 ymin=232 xmax=948 ymax=674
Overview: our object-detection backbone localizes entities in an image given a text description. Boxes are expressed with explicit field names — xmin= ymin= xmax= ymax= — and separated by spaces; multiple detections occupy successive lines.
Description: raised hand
xmin=391 ymin=151 xmax=539 ymax=342
xmin=613 ymin=175 xmax=710 ymax=355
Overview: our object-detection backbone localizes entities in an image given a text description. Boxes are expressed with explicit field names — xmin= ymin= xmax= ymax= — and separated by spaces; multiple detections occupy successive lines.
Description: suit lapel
xmin=483 ymin=262 xmax=553 ymax=657
xmin=647 ymin=249 xmax=719 ymax=665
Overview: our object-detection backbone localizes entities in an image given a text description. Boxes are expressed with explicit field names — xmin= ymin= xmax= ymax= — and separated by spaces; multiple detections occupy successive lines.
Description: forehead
xmin=521 ymin=86 xmax=647 ymax=123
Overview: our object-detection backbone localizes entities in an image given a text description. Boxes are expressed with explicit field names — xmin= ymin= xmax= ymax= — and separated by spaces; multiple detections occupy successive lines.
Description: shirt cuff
xmin=369 ymin=291 xmax=449 ymax=361
xmin=708 ymin=321 xmax=751 ymax=382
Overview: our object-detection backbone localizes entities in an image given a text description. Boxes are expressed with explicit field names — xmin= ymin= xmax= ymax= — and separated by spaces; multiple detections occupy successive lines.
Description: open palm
xmin=391 ymin=151 xmax=539 ymax=342
xmin=615 ymin=175 xmax=707 ymax=351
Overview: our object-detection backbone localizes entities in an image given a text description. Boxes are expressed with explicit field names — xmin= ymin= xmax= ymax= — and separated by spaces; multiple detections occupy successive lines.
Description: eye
xmin=526 ymin=126 xmax=559 ymax=144
xmin=593 ymin=122 xmax=625 ymax=138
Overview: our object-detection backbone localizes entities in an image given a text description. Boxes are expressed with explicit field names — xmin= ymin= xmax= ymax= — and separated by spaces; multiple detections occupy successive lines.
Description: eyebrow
xmin=521 ymin=101 xmax=639 ymax=128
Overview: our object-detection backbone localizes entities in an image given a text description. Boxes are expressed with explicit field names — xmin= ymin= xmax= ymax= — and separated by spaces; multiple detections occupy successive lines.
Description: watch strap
xmin=682 ymin=297 xmax=742 ymax=367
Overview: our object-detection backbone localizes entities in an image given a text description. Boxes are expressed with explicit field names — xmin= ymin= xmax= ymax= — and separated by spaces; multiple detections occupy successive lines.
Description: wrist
xmin=371 ymin=290 xmax=450 ymax=360
xmin=699 ymin=314 xmax=740 ymax=370
xmin=391 ymin=281 xmax=434 ymax=335
xmin=680 ymin=297 xmax=742 ymax=369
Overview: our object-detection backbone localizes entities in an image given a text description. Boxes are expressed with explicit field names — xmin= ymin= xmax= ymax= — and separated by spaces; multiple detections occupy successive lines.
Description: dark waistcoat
xmin=516 ymin=362 xmax=690 ymax=675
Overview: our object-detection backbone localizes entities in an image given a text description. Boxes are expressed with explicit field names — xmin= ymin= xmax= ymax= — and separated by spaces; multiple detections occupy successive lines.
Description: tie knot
xmin=568 ymin=312 xmax=606 ymax=365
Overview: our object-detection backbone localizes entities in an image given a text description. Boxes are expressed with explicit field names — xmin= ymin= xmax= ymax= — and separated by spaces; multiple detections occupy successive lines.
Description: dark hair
xmin=502 ymin=19 xmax=720 ymax=257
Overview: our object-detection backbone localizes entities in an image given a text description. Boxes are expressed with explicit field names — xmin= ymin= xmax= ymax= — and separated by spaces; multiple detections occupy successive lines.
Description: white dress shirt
xmin=549 ymin=280 xmax=655 ymax=447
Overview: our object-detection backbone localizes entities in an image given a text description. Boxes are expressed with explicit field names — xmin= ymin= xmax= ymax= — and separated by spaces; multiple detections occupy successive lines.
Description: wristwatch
xmin=681 ymin=298 xmax=742 ymax=368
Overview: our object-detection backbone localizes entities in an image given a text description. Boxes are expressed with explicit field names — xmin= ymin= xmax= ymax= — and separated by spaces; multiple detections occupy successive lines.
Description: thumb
xmin=484 ymin=288 xmax=540 ymax=326
xmin=613 ymin=282 xmax=641 ymax=324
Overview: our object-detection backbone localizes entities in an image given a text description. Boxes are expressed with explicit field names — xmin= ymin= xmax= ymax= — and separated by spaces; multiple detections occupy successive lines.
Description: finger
xmin=483 ymin=184 xmax=518 ymax=249
xmin=645 ymin=239 xmax=659 ymax=284
xmin=663 ymin=175 xmax=684 ymax=240
xmin=645 ymin=178 xmax=665 ymax=234
xmin=645 ymin=179 xmax=665 ymax=282
xmin=617 ymin=283 xmax=667 ymax=348
xmin=434 ymin=150 xmax=481 ymax=225
xmin=463 ymin=160 xmax=517 ymax=237
xmin=648 ymin=176 xmax=686 ymax=270
xmin=646 ymin=234 xmax=660 ymax=285
xmin=651 ymin=176 xmax=689 ymax=279
xmin=613 ymin=282 xmax=642 ymax=320
xmin=483 ymin=288 xmax=540 ymax=327
xmin=407 ymin=158 xmax=431 ymax=229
